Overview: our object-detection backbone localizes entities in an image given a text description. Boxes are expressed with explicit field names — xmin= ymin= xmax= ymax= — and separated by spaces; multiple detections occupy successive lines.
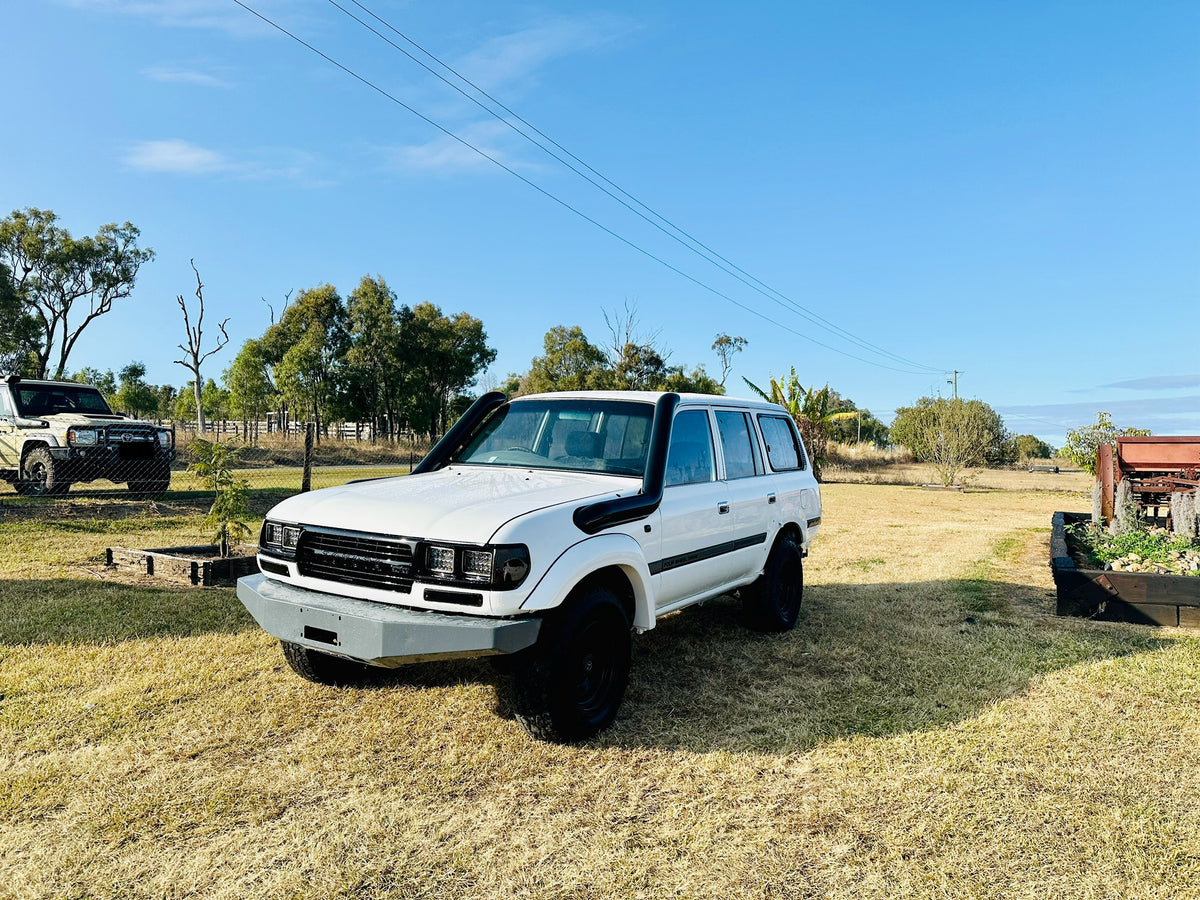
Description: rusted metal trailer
xmin=1096 ymin=436 xmax=1200 ymax=525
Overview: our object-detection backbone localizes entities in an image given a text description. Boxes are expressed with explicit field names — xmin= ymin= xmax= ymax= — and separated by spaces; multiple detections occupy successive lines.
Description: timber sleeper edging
xmin=1051 ymin=512 xmax=1200 ymax=628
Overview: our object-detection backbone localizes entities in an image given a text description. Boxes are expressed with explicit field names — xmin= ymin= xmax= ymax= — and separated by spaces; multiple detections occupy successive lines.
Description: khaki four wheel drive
xmin=0 ymin=375 xmax=175 ymax=497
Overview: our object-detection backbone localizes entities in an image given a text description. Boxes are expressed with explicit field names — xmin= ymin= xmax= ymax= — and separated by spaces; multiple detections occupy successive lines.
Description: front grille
xmin=105 ymin=427 xmax=159 ymax=460
xmin=295 ymin=529 xmax=414 ymax=592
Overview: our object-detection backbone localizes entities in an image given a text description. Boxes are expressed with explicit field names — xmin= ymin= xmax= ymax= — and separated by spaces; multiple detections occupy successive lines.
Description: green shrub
xmin=187 ymin=438 xmax=252 ymax=556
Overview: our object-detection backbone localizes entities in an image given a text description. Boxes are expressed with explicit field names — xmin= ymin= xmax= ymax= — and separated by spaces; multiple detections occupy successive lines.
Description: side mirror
xmin=14 ymin=417 xmax=49 ymax=429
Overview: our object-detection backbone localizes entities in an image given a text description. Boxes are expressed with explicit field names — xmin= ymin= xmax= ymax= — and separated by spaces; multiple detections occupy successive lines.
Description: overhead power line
xmin=326 ymin=0 xmax=944 ymax=376
xmin=230 ymin=0 xmax=945 ymax=376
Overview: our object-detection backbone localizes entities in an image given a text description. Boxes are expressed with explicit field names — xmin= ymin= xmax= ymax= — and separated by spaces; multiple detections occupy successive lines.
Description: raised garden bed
xmin=1050 ymin=512 xmax=1200 ymax=628
xmin=106 ymin=544 xmax=259 ymax=587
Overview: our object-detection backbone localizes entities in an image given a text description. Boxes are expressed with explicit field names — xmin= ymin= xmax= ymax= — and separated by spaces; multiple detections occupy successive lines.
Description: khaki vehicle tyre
xmin=128 ymin=462 xmax=172 ymax=498
xmin=281 ymin=641 xmax=373 ymax=686
xmin=509 ymin=584 xmax=632 ymax=743
xmin=742 ymin=534 xmax=804 ymax=632
xmin=18 ymin=447 xmax=69 ymax=497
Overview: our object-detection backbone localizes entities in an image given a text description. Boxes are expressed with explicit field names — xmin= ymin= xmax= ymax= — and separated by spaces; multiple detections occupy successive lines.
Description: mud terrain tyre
xmin=18 ymin=447 xmax=69 ymax=497
xmin=509 ymin=585 xmax=631 ymax=743
xmin=281 ymin=641 xmax=373 ymax=686
xmin=742 ymin=534 xmax=804 ymax=632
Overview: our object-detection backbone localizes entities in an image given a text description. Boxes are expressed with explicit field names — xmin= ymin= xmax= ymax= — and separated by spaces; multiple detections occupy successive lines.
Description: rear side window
xmin=716 ymin=410 xmax=760 ymax=479
xmin=665 ymin=409 xmax=716 ymax=486
xmin=757 ymin=414 xmax=806 ymax=471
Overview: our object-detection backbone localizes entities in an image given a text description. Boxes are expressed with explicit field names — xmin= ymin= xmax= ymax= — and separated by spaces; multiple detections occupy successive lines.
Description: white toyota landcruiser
xmin=237 ymin=390 xmax=821 ymax=741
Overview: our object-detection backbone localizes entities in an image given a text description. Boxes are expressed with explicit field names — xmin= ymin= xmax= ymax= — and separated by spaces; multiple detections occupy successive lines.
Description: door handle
xmin=718 ymin=502 xmax=730 ymax=515
xmin=767 ymin=492 xmax=776 ymax=504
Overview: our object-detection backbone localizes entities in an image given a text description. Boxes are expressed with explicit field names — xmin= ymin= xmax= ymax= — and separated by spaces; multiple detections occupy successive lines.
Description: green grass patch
xmin=1 ymin=483 xmax=1198 ymax=899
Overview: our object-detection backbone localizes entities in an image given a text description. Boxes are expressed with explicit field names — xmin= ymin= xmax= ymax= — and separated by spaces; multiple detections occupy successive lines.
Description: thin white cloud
xmin=999 ymin=395 xmax=1200 ymax=436
xmin=52 ymin=0 xmax=288 ymax=37
xmin=142 ymin=65 xmax=232 ymax=88
xmin=124 ymin=139 xmax=328 ymax=184
xmin=126 ymin=139 xmax=229 ymax=175
xmin=384 ymin=121 xmax=522 ymax=175
xmin=1100 ymin=375 xmax=1200 ymax=391
xmin=455 ymin=16 xmax=633 ymax=91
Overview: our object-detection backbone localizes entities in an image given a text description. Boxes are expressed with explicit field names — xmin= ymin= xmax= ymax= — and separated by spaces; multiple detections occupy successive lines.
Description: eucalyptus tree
xmin=260 ymin=284 xmax=349 ymax=441
xmin=0 ymin=208 xmax=154 ymax=379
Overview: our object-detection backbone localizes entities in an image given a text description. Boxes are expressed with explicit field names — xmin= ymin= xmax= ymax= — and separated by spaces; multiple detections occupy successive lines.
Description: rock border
xmin=1050 ymin=512 xmax=1200 ymax=628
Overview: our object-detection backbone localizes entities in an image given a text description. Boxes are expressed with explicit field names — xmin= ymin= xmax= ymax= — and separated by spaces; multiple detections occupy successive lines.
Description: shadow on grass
xmin=0 ymin=579 xmax=253 ymax=646
xmin=601 ymin=578 xmax=1173 ymax=753
xmin=1 ymin=572 xmax=1178 ymax=755
xmin=360 ymin=574 xmax=1176 ymax=753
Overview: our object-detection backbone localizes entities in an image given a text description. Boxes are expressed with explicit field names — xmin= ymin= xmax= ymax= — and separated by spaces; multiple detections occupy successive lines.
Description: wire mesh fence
xmin=0 ymin=420 xmax=435 ymax=503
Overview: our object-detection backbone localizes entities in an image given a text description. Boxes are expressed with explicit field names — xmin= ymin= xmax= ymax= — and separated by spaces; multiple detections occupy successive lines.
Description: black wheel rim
xmin=27 ymin=461 xmax=48 ymax=495
xmin=777 ymin=556 xmax=802 ymax=620
xmin=570 ymin=611 xmax=627 ymax=723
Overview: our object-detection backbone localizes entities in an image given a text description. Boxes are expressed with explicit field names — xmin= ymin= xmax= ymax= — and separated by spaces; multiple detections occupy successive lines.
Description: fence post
xmin=302 ymin=422 xmax=314 ymax=493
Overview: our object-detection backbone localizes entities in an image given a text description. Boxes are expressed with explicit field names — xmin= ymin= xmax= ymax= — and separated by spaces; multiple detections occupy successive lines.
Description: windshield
xmin=12 ymin=384 xmax=114 ymax=417
xmin=453 ymin=398 xmax=654 ymax=476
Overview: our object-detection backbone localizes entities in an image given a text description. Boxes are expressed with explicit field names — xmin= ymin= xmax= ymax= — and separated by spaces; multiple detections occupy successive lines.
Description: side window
xmin=716 ymin=411 xmax=759 ymax=479
xmin=758 ymin=414 xmax=806 ymax=471
xmin=665 ymin=409 xmax=716 ymax=487
xmin=0 ymin=390 xmax=12 ymax=418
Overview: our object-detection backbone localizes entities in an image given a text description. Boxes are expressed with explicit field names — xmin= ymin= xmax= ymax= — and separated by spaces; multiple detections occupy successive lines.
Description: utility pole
xmin=947 ymin=370 xmax=961 ymax=399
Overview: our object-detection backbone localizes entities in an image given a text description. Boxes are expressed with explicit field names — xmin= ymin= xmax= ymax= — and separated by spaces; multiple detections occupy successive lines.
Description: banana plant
xmin=743 ymin=369 xmax=855 ymax=479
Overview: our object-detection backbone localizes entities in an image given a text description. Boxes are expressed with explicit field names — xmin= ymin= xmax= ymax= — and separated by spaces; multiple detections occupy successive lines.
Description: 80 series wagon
xmin=237 ymin=390 xmax=821 ymax=741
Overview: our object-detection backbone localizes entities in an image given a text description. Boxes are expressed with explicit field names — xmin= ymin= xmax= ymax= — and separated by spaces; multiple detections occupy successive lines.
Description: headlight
xmin=418 ymin=543 xmax=530 ymax=590
xmin=427 ymin=545 xmax=456 ymax=575
xmin=262 ymin=520 xmax=302 ymax=553
xmin=68 ymin=428 xmax=98 ymax=446
xmin=461 ymin=549 xmax=493 ymax=580
xmin=157 ymin=431 xmax=173 ymax=449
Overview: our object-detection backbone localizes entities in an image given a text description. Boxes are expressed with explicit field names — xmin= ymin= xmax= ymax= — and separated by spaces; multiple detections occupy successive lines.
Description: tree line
xmin=3 ymin=207 xmax=1112 ymax=472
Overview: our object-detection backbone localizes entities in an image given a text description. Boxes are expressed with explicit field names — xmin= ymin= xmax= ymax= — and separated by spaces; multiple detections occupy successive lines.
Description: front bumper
xmin=237 ymin=573 xmax=542 ymax=667
xmin=48 ymin=444 xmax=174 ymax=476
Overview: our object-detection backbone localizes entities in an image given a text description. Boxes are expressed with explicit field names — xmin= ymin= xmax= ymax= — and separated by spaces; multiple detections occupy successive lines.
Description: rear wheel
xmin=281 ymin=641 xmax=373 ymax=686
xmin=508 ymin=584 xmax=632 ymax=743
xmin=742 ymin=535 xmax=804 ymax=632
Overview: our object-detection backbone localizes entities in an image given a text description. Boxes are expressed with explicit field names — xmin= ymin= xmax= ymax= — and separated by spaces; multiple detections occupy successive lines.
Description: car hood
xmin=41 ymin=413 xmax=139 ymax=426
xmin=266 ymin=465 xmax=641 ymax=544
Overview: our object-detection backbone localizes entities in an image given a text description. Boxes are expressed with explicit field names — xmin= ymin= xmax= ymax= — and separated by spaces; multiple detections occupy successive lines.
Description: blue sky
xmin=4 ymin=1 xmax=1198 ymax=444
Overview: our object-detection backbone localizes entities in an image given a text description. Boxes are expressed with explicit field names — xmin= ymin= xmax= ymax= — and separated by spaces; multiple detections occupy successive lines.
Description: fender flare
xmin=519 ymin=532 xmax=657 ymax=631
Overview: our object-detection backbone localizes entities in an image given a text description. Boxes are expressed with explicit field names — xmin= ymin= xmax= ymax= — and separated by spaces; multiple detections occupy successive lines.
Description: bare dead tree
xmin=602 ymin=299 xmax=664 ymax=366
xmin=174 ymin=259 xmax=230 ymax=435
xmin=260 ymin=288 xmax=292 ymax=326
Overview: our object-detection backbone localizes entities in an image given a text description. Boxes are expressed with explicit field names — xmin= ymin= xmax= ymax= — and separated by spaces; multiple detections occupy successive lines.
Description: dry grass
xmin=825 ymin=461 xmax=1093 ymax=494
xmin=2 ymin=481 xmax=1199 ymax=899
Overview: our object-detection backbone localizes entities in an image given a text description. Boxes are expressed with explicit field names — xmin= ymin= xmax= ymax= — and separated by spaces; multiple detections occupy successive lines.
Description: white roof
xmin=512 ymin=389 xmax=784 ymax=411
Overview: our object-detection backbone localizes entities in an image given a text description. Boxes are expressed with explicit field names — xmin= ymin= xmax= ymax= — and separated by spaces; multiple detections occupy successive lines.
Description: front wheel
xmin=281 ymin=641 xmax=373 ymax=686
xmin=741 ymin=535 xmax=804 ymax=632
xmin=18 ymin=447 xmax=69 ymax=497
xmin=508 ymin=584 xmax=632 ymax=743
